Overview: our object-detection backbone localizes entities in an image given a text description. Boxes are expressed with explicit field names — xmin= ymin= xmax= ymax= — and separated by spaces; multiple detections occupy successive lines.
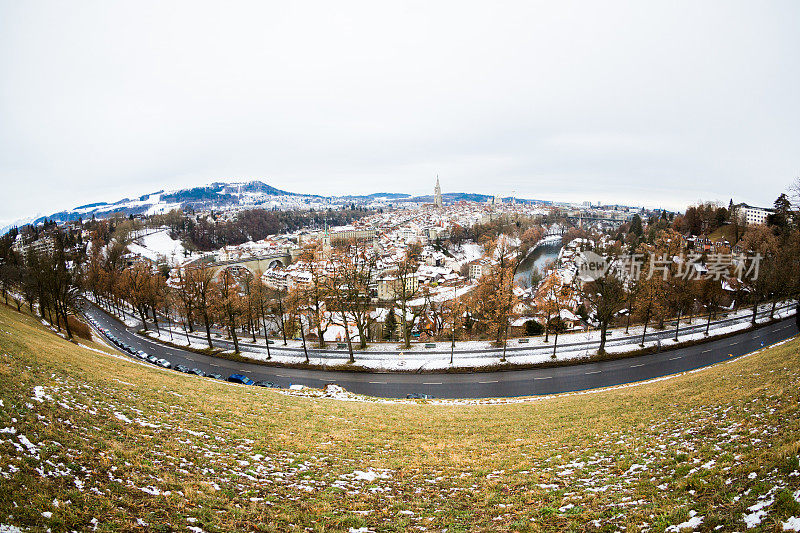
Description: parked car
xmin=254 ymin=380 xmax=275 ymax=388
xmin=189 ymin=368 xmax=205 ymax=376
xmin=206 ymin=373 xmax=223 ymax=380
xmin=175 ymin=364 xmax=190 ymax=373
xmin=146 ymin=355 xmax=159 ymax=364
xmin=157 ymin=359 xmax=172 ymax=369
xmin=227 ymin=374 xmax=254 ymax=385
xmin=136 ymin=350 xmax=148 ymax=360
xmin=406 ymin=393 xmax=434 ymax=399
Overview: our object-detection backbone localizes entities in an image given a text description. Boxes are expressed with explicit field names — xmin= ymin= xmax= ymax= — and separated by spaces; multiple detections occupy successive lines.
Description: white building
xmin=736 ymin=203 xmax=774 ymax=226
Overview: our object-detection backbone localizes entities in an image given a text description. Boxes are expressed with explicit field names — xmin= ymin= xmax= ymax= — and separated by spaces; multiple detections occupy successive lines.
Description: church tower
xmin=322 ymin=220 xmax=331 ymax=258
xmin=434 ymin=175 xmax=443 ymax=208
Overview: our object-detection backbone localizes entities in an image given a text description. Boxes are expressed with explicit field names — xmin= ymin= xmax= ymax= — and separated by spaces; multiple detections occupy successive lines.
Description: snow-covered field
xmin=127 ymin=228 xmax=197 ymax=266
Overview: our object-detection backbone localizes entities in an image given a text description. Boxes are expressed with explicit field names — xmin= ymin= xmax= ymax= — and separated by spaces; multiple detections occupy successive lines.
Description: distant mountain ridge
xmin=2 ymin=180 xmax=550 ymax=234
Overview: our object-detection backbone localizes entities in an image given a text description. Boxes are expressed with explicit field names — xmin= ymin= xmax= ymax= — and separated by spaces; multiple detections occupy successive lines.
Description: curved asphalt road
xmin=83 ymin=304 xmax=798 ymax=399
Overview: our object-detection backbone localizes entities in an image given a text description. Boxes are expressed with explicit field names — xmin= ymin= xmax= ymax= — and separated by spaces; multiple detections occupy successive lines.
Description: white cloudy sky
xmin=1 ymin=0 xmax=798 ymax=222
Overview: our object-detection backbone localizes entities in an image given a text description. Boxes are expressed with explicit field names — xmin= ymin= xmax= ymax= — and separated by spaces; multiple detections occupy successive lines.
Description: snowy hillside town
xmin=3 ymin=176 xmax=792 ymax=363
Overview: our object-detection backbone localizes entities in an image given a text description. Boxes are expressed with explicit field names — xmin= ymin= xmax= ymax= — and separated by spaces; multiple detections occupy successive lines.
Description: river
xmin=514 ymin=241 xmax=562 ymax=288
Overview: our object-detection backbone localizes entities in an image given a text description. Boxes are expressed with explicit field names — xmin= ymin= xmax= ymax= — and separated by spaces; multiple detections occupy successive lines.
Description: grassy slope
xmin=1 ymin=304 xmax=800 ymax=532
xmin=708 ymin=224 xmax=739 ymax=243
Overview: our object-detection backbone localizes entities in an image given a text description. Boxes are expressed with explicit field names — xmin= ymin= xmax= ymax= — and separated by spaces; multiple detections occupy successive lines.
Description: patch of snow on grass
xmin=784 ymin=517 xmax=800 ymax=531
xmin=31 ymin=385 xmax=51 ymax=403
xmin=666 ymin=511 xmax=703 ymax=532
xmin=743 ymin=497 xmax=774 ymax=528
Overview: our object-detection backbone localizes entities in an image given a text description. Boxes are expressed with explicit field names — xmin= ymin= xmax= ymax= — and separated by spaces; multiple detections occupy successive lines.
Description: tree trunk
xmin=706 ymin=311 xmax=712 ymax=336
xmin=202 ymin=312 xmax=213 ymax=348
xmin=599 ymin=323 xmax=608 ymax=355
xmin=357 ymin=321 xmax=368 ymax=349
xmin=674 ymin=310 xmax=681 ymax=341
xmin=259 ymin=301 xmax=271 ymax=358
xmin=343 ymin=312 xmax=355 ymax=363
xmin=640 ymin=311 xmax=650 ymax=346
xmin=544 ymin=311 xmax=550 ymax=342
xmin=139 ymin=306 xmax=148 ymax=331
xmin=228 ymin=311 xmax=239 ymax=353
xmin=278 ymin=296 xmax=287 ymax=345
xmin=400 ymin=298 xmax=412 ymax=349
xmin=795 ymin=297 xmax=800 ymax=330
xmin=316 ymin=311 xmax=325 ymax=349
xmin=552 ymin=327 xmax=559 ymax=358
xmin=299 ymin=317 xmax=309 ymax=363
xmin=60 ymin=304 xmax=72 ymax=339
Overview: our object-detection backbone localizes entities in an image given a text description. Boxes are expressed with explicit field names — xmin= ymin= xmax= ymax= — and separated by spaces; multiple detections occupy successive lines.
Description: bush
xmin=524 ymin=320 xmax=544 ymax=336
xmin=67 ymin=316 xmax=92 ymax=340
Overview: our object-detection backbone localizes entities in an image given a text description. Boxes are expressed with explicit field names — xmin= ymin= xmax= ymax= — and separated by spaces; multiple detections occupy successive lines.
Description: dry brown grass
xmin=66 ymin=315 xmax=92 ymax=340
xmin=0 ymin=303 xmax=799 ymax=531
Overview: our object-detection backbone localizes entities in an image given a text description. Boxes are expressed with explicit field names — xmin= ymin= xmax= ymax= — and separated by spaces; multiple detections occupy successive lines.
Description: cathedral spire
xmin=434 ymin=175 xmax=443 ymax=208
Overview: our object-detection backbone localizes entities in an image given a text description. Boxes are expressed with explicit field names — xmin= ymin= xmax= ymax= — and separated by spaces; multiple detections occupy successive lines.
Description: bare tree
xmin=392 ymin=247 xmax=427 ymax=349
xmin=214 ymin=269 xmax=242 ymax=353
xmin=325 ymin=241 xmax=377 ymax=361
xmin=191 ymin=265 xmax=217 ymax=348
xmin=583 ymin=265 xmax=627 ymax=355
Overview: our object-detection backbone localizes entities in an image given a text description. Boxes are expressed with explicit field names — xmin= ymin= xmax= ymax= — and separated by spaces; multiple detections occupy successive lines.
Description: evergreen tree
xmin=384 ymin=308 xmax=396 ymax=341
xmin=629 ymin=214 xmax=644 ymax=237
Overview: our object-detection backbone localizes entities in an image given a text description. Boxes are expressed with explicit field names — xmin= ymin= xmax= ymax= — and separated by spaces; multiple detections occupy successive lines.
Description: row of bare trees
xmin=0 ymin=230 xmax=83 ymax=339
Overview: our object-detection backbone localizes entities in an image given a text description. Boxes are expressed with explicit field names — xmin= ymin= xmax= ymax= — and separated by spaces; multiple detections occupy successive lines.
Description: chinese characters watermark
xmin=578 ymin=252 xmax=762 ymax=282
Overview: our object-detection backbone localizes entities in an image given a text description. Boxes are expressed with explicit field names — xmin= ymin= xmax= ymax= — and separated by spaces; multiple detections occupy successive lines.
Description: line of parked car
xmin=85 ymin=315 xmax=277 ymax=388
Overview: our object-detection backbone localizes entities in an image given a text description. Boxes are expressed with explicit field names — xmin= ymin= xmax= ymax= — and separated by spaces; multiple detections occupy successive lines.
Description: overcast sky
xmin=1 ymin=1 xmax=799 ymax=223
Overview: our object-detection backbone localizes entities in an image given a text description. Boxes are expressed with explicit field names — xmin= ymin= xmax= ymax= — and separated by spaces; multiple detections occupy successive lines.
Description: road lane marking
xmin=209 ymin=363 xmax=220 ymax=367
xmin=368 ymin=381 xmax=387 ymax=384
xmin=669 ymin=356 xmax=681 ymax=360
xmin=479 ymin=380 xmax=499 ymax=384
xmin=423 ymin=382 xmax=443 ymax=385
xmin=585 ymin=370 xmax=601 ymax=375
xmin=701 ymin=349 xmax=712 ymax=353
xmin=630 ymin=364 xmax=644 ymax=368
xmin=534 ymin=376 xmax=552 ymax=380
